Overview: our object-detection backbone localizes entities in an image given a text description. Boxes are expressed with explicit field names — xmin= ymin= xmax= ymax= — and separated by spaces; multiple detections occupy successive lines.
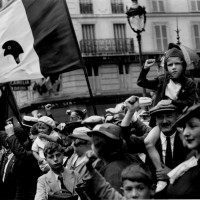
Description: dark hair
xmin=74 ymin=110 xmax=86 ymax=120
xmin=14 ymin=126 xmax=29 ymax=144
xmin=30 ymin=123 xmax=38 ymax=136
xmin=121 ymin=163 xmax=153 ymax=187
xmin=92 ymin=134 xmax=124 ymax=159
xmin=43 ymin=142 xmax=64 ymax=158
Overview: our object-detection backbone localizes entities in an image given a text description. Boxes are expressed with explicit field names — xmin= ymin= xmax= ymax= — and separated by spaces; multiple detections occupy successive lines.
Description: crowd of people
xmin=0 ymin=43 xmax=200 ymax=200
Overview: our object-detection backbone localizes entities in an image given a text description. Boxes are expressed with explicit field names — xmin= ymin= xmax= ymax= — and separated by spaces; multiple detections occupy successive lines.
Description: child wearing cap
xmin=137 ymin=46 xmax=196 ymax=110
xmin=32 ymin=116 xmax=60 ymax=173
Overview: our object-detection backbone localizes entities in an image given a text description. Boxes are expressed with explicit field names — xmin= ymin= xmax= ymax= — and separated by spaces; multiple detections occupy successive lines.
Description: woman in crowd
xmin=159 ymin=103 xmax=200 ymax=198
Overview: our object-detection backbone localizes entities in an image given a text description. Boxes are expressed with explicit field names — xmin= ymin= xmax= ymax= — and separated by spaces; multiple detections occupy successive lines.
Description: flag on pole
xmin=0 ymin=0 xmax=82 ymax=83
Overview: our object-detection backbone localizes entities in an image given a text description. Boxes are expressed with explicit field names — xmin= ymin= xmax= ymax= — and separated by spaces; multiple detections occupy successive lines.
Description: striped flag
xmin=0 ymin=0 xmax=82 ymax=83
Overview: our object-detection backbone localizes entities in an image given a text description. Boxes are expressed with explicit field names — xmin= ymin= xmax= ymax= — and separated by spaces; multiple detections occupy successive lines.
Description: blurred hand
xmin=144 ymin=59 xmax=156 ymax=70
xmin=124 ymin=96 xmax=139 ymax=113
xmin=38 ymin=158 xmax=45 ymax=165
xmin=45 ymin=104 xmax=52 ymax=111
xmin=85 ymin=150 xmax=98 ymax=173
xmin=57 ymin=123 xmax=66 ymax=131
xmin=31 ymin=110 xmax=39 ymax=118
xmin=38 ymin=133 xmax=47 ymax=139
xmin=5 ymin=124 xmax=14 ymax=137
xmin=156 ymin=164 xmax=171 ymax=181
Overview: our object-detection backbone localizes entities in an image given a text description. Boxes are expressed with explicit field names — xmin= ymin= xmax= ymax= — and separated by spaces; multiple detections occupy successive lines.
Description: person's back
xmin=87 ymin=123 xmax=143 ymax=193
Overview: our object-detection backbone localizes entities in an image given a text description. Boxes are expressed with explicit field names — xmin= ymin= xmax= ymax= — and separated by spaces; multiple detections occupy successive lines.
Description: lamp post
xmin=126 ymin=0 xmax=147 ymax=96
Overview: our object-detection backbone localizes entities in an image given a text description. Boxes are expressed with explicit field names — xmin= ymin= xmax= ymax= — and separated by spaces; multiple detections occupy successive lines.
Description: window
xmin=113 ymin=24 xmax=127 ymax=52
xmin=152 ymin=0 xmax=165 ymax=12
xmin=82 ymin=24 xmax=95 ymax=53
xmin=79 ymin=0 xmax=93 ymax=14
xmin=190 ymin=0 xmax=200 ymax=12
xmin=193 ymin=23 xmax=200 ymax=49
xmin=154 ymin=24 xmax=168 ymax=51
xmin=111 ymin=0 xmax=124 ymax=14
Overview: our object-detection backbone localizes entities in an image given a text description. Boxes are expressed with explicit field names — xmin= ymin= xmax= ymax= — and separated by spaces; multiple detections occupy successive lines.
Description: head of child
xmin=29 ymin=123 xmax=39 ymax=142
xmin=164 ymin=47 xmax=187 ymax=80
xmin=121 ymin=164 xmax=155 ymax=199
xmin=38 ymin=116 xmax=56 ymax=136
xmin=44 ymin=142 xmax=64 ymax=173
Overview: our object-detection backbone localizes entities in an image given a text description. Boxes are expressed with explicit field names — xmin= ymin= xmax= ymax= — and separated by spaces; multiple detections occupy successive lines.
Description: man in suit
xmin=34 ymin=142 xmax=80 ymax=200
xmin=146 ymin=100 xmax=190 ymax=190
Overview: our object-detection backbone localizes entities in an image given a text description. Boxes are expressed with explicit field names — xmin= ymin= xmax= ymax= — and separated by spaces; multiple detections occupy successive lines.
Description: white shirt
xmin=165 ymin=79 xmax=181 ymax=100
xmin=160 ymin=132 xmax=175 ymax=164
xmin=32 ymin=131 xmax=60 ymax=159
xmin=52 ymin=171 xmax=62 ymax=190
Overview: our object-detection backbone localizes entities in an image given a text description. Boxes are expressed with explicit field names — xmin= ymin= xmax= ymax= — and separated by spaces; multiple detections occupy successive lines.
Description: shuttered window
xmin=79 ymin=0 xmax=93 ymax=14
xmin=152 ymin=0 xmax=165 ymax=12
xmin=111 ymin=0 xmax=124 ymax=14
xmin=193 ymin=23 xmax=200 ymax=49
xmin=154 ymin=24 xmax=168 ymax=51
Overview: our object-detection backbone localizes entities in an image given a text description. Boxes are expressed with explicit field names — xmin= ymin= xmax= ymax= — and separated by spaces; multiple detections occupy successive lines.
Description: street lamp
xmin=126 ymin=0 xmax=147 ymax=96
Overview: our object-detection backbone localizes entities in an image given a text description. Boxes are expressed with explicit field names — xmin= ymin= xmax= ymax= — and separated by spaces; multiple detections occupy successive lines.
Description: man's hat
xmin=149 ymin=100 xmax=177 ymax=116
xmin=22 ymin=116 xmax=38 ymax=128
xmin=82 ymin=115 xmax=104 ymax=125
xmin=69 ymin=127 xmax=91 ymax=141
xmin=87 ymin=123 xmax=121 ymax=140
xmin=173 ymin=104 xmax=200 ymax=127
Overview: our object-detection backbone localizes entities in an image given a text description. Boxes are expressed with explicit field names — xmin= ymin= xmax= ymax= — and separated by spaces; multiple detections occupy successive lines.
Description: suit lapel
xmin=63 ymin=168 xmax=76 ymax=193
xmin=45 ymin=170 xmax=60 ymax=193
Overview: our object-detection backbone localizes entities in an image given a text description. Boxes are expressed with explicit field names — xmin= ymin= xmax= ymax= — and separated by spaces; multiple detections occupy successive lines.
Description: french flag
xmin=0 ymin=0 xmax=82 ymax=83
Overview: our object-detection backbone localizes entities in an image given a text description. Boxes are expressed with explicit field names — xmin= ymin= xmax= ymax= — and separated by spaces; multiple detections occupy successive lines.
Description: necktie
xmin=165 ymin=136 xmax=173 ymax=168
xmin=58 ymin=174 xmax=67 ymax=190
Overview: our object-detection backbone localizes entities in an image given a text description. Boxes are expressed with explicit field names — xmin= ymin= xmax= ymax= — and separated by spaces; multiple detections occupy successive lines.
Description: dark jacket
xmin=137 ymin=68 xmax=196 ymax=110
xmin=6 ymin=135 xmax=42 ymax=200
xmin=146 ymin=131 xmax=189 ymax=174
xmin=98 ymin=141 xmax=143 ymax=193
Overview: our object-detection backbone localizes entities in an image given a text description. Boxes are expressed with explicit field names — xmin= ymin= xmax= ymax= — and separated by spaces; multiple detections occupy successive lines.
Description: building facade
xmin=3 ymin=0 xmax=200 ymax=117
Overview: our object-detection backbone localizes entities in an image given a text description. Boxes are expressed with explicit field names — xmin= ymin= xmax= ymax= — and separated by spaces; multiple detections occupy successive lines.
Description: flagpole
xmin=63 ymin=0 xmax=97 ymax=115
xmin=1 ymin=83 xmax=23 ymax=127
xmin=82 ymin=62 xmax=97 ymax=115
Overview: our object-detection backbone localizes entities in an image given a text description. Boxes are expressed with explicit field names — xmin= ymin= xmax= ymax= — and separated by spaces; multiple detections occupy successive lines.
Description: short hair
xmin=30 ymin=123 xmax=38 ymax=136
xmin=121 ymin=163 xmax=153 ymax=187
xmin=43 ymin=142 xmax=64 ymax=158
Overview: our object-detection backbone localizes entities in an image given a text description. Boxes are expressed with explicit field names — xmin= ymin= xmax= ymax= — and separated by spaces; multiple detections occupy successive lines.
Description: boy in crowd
xmin=34 ymin=142 xmax=79 ymax=200
xmin=83 ymin=155 xmax=155 ymax=200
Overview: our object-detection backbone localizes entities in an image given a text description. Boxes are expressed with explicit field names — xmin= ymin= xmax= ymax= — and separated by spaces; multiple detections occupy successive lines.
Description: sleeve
xmin=172 ymin=79 xmax=196 ymax=110
xmin=32 ymin=139 xmax=39 ymax=152
xmin=0 ymin=131 xmax=9 ymax=148
xmin=86 ymin=170 xmax=125 ymax=200
xmin=137 ymin=67 xmax=159 ymax=91
xmin=6 ymin=135 xmax=32 ymax=160
xmin=34 ymin=176 xmax=48 ymax=200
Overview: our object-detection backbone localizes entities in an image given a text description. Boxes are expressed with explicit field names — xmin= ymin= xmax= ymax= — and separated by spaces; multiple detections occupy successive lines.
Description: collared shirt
xmin=52 ymin=171 xmax=62 ymax=190
xmin=160 ymin=132 xmax=175 ymax=164
xmin=165 ymin=79 xmax=181 ymax=100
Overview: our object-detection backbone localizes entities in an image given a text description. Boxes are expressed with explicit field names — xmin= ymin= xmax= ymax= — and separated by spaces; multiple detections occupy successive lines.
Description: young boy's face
xmin=38 ymin=122 xmax=51 ymax=135
xmin=166 ymin=57 xmax=184 ymax=79
xmin=122 ymin=180 xmax=154 ymax=199
xmin=45 ymin=151 xmax=64 ymax=171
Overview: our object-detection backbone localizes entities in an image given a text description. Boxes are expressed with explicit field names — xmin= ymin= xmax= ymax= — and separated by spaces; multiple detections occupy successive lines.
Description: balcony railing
xmin=80 ymin=38 xmax=134 ymax=55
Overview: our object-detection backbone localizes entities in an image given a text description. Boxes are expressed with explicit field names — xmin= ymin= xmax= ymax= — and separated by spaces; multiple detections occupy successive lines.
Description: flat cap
xmin=149 ymin=100 xmax=177 ymax=116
